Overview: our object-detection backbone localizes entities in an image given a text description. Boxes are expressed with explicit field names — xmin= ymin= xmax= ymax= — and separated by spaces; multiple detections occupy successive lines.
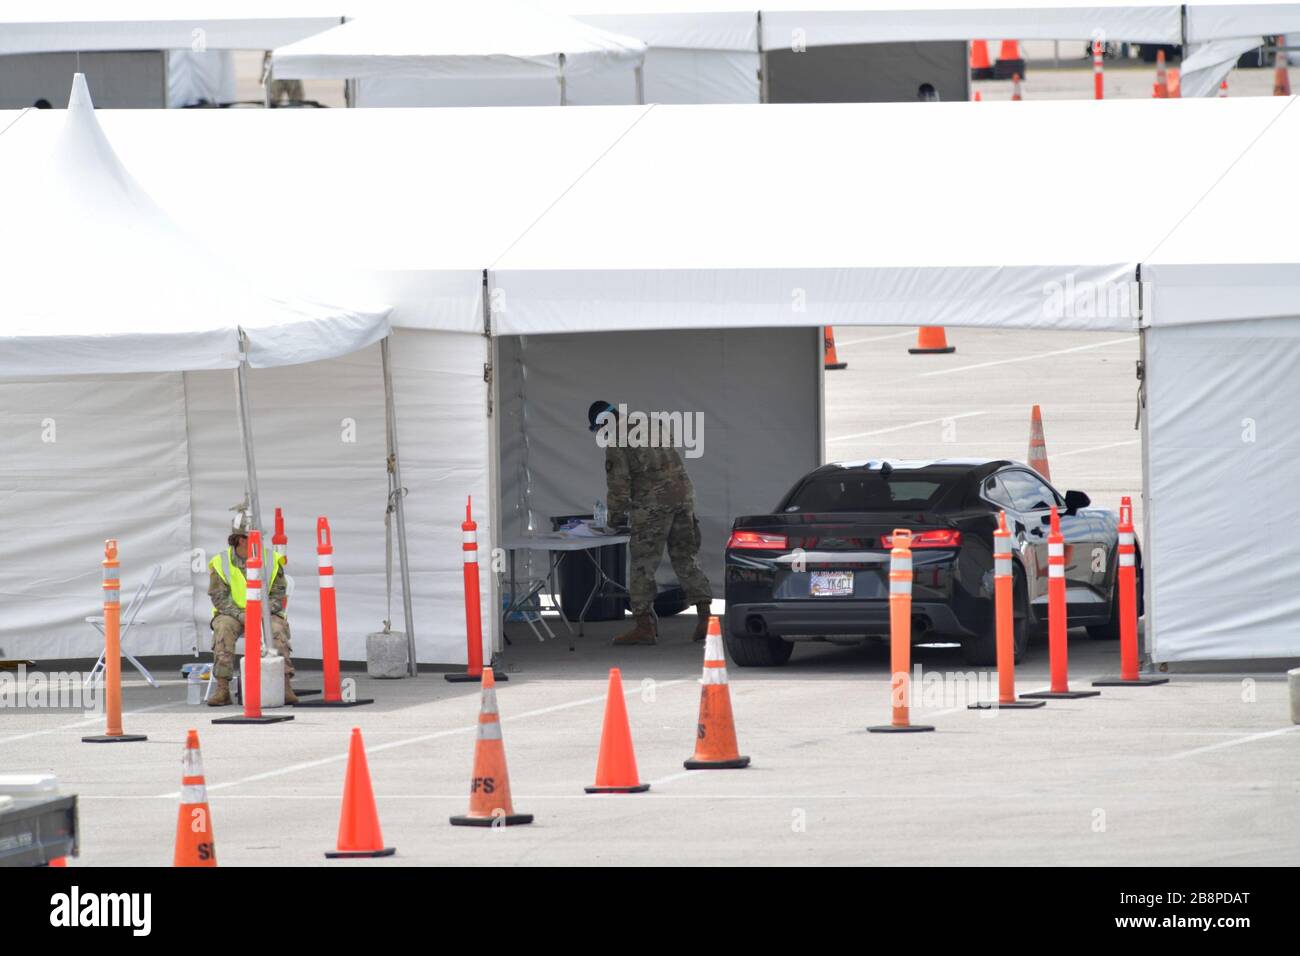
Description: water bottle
xmin=186 ymin=669 xmax=203 ymax=706
xmin=594 ymin=499 xmax=607 ymax=530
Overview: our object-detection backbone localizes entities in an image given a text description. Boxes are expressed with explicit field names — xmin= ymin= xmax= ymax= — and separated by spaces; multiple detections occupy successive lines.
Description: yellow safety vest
xmin=209 ymin=548 xmax=285 ymax=616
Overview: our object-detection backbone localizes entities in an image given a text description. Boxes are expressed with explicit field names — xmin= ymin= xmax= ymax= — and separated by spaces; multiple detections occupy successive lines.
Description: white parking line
xmin=0 ymin=701 xmax=178 ymax=746
xmin=1166 ymin=725 xmax=1300 ymax=760
xmin=154 ymin=679 xmax=692 ymax=798
xmin=918 ymin=337 xmax=1134 ymax=378
xmin=828 ymin=410 xmax=988 ymax=444
xmin=834 ymin=330 xmax=917 ymax=347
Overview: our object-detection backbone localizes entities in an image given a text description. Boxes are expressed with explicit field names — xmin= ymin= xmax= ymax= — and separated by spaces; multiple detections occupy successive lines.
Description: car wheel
xmin=723 ymin=626 xmax=794 ymax=667
xmin=962 ymin=568 xmax=1028 ymax=665
xmin=1087 ymin=572 xmax=1122 ymax=641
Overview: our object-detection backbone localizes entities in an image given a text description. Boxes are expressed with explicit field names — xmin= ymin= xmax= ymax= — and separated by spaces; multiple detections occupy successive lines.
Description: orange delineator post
xmin=446 ymin=496 xmax=506 ymax=683
xmin=450 ymin=668 xmax=533 ymax=826
xmin=870 ymin=530 xmax=934 ymax=733
xmin=327 ymin=728 xmax=397 ymax=854
xmin=971 ymin=512 xmax=1044 ymax=709
xmin=1153 ymin=49 xmax=1169 ymax=98
xmin=1023 ymin=508 xmax=1100 ymax=701
xmin=295 ymin=517 xmax=373 ymax=707
xmin=1274 ymin=36 xmax=1291 ymax=96
xmin=684 ymin=617 xmax=752 ymax=766
xmin=82 ymin=539 xmax=147 ymax=744
xmin=1011 ymin=72 xmax=1023 ymax=100
xmin=213 ymin=530 xmax=293 ymax=725
xmin=1093 ymin=40 xmax=1105 ymax=100
xmin=1094 ymin=496 xmax=1168 ymax=687
xmin=174 ymin=729 xmax=216 ymax=866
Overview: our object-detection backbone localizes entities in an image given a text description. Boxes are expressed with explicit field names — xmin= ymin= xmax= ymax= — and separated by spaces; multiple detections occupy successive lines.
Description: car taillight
xmin=880 ymin=530 xmax=962 ymax=549
xmin=727 ymin=530 xmax=788 ymax=550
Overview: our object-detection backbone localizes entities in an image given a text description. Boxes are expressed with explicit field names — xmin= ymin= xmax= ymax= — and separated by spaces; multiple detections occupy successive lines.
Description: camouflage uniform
xmin=605 ymin=444 xmax=713 ymax=616
xmin=209 ymin=550 xmax=293 ymax=681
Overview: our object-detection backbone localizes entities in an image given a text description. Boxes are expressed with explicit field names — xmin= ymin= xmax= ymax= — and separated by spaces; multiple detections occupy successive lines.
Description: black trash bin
xmin=551 ymin=515 xmax=628 ymax=622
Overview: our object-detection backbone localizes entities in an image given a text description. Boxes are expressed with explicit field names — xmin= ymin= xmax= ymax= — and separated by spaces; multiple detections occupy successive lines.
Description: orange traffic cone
xmin=1028 ymin=404 xmax=1051 ymax=481
xmin=1167 ymin=67 xmax=1181 ymax=97
xmin=1274 ymin=38 xmax=1291 ymax=95
xmin=684 ymin=618 xmax=750 ymax=769
xmin=1010 ymin=72 xmax=1023 ymax=100
xmin=823 ymin=327 xmax=847 ymax=370
xmin=326 ymin=728 xmax=396 ymax=856
xmin=450 ymin=668 xmax=533 ymax=826
xmin=970 ymin=40 xmax=993 ymax=80
xmin=585 ymin=668 xmax=649 ymax=793
xmin=174 ymin=729 xmax=217 ymax=867
xmin=973 ymin=90 xmax=983 ymax=101
xmin=993 ymin=40 xmax=1025 ymax=80
xmin=1219 ymin=78 xmax=1229 ymax=97
xmin=909 ymin=326 xmax=955 ymax=354
xmin=1153 ymin=49 xmax=1169 ymax=98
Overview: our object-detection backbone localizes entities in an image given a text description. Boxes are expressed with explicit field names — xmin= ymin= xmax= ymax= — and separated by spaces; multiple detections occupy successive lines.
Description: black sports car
xmin=723 ymin=458 xmax=1141 ymax=667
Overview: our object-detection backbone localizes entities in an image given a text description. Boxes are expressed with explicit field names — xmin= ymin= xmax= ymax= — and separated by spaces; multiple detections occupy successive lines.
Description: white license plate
xmin=810 ymin=571 xmax=853 ymax=597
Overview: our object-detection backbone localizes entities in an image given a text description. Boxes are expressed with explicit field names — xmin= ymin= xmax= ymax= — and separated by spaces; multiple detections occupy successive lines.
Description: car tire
xmin=724 ymin=628 xmax=794 ymax=667
xmin=1088 ymin=571 xmax=1123 ymax=641
xmin=962 ymin=568 xmax=1029 ymax=666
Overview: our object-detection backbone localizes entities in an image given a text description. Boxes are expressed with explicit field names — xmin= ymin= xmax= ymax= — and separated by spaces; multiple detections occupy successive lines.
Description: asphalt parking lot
xmin=5 ymin=328 xmax=1296 ymax=866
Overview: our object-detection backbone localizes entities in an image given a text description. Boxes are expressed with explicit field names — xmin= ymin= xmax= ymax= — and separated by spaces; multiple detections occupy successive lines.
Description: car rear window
xmin=783 ymin=474 xmax=954 ymax=512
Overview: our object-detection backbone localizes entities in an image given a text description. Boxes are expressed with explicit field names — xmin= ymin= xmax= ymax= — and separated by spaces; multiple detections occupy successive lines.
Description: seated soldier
xmin=207 ymin=523 xmax=296 ymax=706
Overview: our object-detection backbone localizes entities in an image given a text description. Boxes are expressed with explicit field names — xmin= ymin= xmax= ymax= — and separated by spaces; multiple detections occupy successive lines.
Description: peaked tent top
xmin=272 ymin=0 xmax=647 ymax=82
xmin=0 ymin=75 xmax=390 ymax=378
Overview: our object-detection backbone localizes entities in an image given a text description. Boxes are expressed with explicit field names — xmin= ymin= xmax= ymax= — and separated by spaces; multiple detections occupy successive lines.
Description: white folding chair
xmin=84 ymin=564 xmax=162 ymax=688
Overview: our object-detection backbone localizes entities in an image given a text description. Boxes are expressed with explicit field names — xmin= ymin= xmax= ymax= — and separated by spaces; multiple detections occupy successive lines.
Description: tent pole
xmin=558 ymin=52 xmax=568 ymax=106
xmin=234 ymin=330 xmax=274 ymax=655
xmin=382 ymin=336 xmax=418 ymax=676
xmin=634 ymin=63 xmax=645 ymax=105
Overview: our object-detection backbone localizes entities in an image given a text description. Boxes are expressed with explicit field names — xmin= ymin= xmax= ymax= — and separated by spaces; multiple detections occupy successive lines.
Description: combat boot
xmin=206 ymin=677 xmax=232 ymax=707
xmin=612 ymin=614 xmax=657 ymax=646
xmin=283 ymin=675 xmax=299 ymax=705
xmin=692 ymin=602 xmax=712 ymax=641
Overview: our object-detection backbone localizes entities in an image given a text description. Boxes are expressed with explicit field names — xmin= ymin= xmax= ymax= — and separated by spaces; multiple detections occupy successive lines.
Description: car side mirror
xmin=1064 ymin=490 xmax=1090 ymax=514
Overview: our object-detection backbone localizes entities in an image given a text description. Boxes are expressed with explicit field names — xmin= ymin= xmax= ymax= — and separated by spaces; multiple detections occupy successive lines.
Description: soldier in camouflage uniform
xmin=589 ymin=400 xmax=713 ymax=646
xmin=207 ymin=527 xmax=296 ymax=706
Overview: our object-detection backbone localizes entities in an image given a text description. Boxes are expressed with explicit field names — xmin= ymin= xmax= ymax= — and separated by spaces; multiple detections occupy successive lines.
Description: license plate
xmin=810 ymin=571 xmax=853 ymax=597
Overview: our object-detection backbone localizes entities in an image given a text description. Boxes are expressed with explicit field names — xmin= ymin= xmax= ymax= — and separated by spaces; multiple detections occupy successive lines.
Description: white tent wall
xmin=1143 ymin=317 xmax=1300 ymax=663
xmin=0 ymin=373 xmax=196 ymax=659
xmin=183 ymin=329 xmax=490 ymax=666
xmin=495 ymin=327 xmax=822 ymax=595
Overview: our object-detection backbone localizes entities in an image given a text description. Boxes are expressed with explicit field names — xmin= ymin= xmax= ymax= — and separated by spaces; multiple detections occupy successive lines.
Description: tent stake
xmin=382 ymin=336 xmax=419 ymax=676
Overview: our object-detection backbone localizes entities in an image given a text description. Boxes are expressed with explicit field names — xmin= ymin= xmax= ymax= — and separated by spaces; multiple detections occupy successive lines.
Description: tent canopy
xmin=0 ymin=1 xmax=345 ymax=53
xmin=0 ymin=76 xmax=389 ymax=377
xmin=271 ymin=0 xmax=646 ymax=82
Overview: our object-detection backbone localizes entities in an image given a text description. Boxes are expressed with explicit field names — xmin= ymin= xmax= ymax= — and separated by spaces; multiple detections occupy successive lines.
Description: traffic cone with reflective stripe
xmin=327 ymin=728 xmax=395 ymax=856
xmin=174 ymin=730 xmax=216 ymax=867
xmin=1094 ymin=497 xmax=1168 ymax=687
xmin=909 ymin=326 xmax=955 ymax=354
xmin=1274 ymin=37 xmax=1291 ymax=95
xmin=970 ymin=40 xmax=993 ymax=80
xmin=586 ymin=668 xmax=650 ymax=793
xmin=869 ymin=530 xmax=935 ymax=732
xmin=1028 ymin=404 xmax=1051 ymax=481
xmin=823 ymin=327 xmax=847 ymax=370
xmin=450 ymin=668 xmax=533 ymax=826
xmin=1153 ymin=49 xmax=1170 ymax=98
xmin=1011 ymin=72 xmax=1023 ymax=100
xmin=1022 ymin=508 xmax=1100 ymax=700
xmin=684 ymin=618 xmax=751 ymax=768
xmin=970 ymin=512 xmax=1045 ymax=709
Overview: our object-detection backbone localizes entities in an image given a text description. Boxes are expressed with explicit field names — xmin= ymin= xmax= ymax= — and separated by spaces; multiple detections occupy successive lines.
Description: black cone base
xmin=294 ymin=697 xmax=374 ymax=708
xmin=968 ymin=699 xmax=1046 ymax=709
xmin=867 ymin=723 xmax=935 ymax=733
xmin=449 ymin=813 xmax=533 ymax=827
xmin=294 ymin=688 xmax=322 ymax=696
xmin=585 ymin=783 xmax=650 ymax=794
xmin=1092 ymin=675 xmax=1169 ymax=687
xmin=824 ymin=362 xmax=847 ymax=370
xmin=82 ymin=733 xmax=148 ymax=743
xmin=326 ymin=846 xmax=396 ymax=858
xmin=684 ymin=755 xmax=751 ymax=769
xmin=972 ymin=67 xmax=994 ymax=80
xmin=909 ymin=346 xmax=956 ymax=354
xmin=993 ymin=60 xmax=1026 ymax=80
xmin=1021 ymin=689 xmax=1101 ymax=699
xmin=445 ymin=672 xmax=509 ymax=683
xmin=212 ymin=714 xmax=295 ymax=724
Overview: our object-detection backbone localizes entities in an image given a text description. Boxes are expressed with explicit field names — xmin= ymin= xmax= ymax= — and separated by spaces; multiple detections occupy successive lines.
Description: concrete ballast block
xmin=239 ymin=654 xmax=286 ymax=708
xmin=367 ymin=631 xmax=408 ymax=679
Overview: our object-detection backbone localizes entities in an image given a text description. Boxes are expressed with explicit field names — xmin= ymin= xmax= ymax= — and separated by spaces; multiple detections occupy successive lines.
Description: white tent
xmin=4 ymin=96 xmax=1299 ymax=665
xmin=270 ymin=1 xmax=648 ymax=107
